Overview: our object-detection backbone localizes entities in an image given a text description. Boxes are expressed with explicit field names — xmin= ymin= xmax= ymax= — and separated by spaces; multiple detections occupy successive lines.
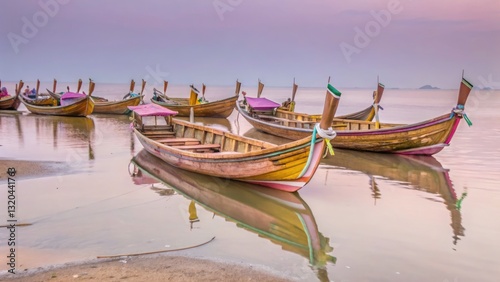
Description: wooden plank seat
xmin=143 ymin=125 xmax=173 ymax=131
xmin=155 ymin=138 xmax=201 ymax=146
xmin=144 ymin=131 xmax=175 ymax=138
xmin=171 ymin=143 xmax=221 ymax=153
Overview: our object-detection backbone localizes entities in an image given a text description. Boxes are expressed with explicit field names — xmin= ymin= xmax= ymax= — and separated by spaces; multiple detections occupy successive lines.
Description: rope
xmin=314 ymin=123 xmax=337 ymax=156
xmin=96 ymin=236 xmax=216 ymax=259
xmin=450 ymin=104 xmax=472 ymax=126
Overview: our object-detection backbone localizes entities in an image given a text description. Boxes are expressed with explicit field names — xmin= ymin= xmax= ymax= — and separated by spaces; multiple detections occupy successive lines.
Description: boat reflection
xmin=130 ymin=149 xmax=336 ymax=281
xmin=0 ymin=113 xmax=96 ymax=160
xmin=321 ymin=149 xmax=466 ymax=246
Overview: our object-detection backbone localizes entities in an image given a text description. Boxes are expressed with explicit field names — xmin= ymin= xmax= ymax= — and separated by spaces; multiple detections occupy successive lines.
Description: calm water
xmin=0 ymin=83 xmax=499 ymax=281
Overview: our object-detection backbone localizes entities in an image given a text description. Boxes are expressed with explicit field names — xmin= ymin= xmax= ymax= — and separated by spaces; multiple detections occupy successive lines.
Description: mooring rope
xmin=450 ymin=104 xmax=472 ymax=126
xmin=314 ymin=123 xmax=337 ymax=157
xmin=96 ymin=236 xmax=216 ymax=259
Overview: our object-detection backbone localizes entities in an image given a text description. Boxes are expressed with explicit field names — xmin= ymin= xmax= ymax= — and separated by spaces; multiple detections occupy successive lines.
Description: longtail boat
xmin=48 ymin=79 xmax=108 ymax=104
xmin=0 ymin=80 xmax=22 ymax=111
xmin=129 ymin=83 xmax=342 ymax=192
xmin=20 ymin=79 xmax=58 ymax=106
xmin=130 ymin=149 xmax=336 ymax=280
xmin=20 ymin=80 xmax=96 ymax=117
xmin=236 ymin=77 xmax=473 ymax=155
xmin=334 ymin=80 xmax=384 ymax=121
xmin=321 ymin=149 xmax=465 ymax=245
xmin=150 ymin=80 xmax=239 ymax=118
xmin=258 ymin=78 xmax=385 ymax=121
xmin=93 ymin=79 xmax=144 ymax=114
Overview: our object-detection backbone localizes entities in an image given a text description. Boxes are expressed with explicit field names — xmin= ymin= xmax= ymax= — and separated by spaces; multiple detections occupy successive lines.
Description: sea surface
xmin=1 ymin=82 xmax=499 ymax=281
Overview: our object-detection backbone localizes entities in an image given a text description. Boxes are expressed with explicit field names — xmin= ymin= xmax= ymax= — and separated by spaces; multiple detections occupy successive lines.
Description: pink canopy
xmin=61 ymin=92 xmax=86 ymax=100
xmin=246 ymin=97 xmax=280 ymax=111
xmin=128 ymin=103 xmax=178 ymax=116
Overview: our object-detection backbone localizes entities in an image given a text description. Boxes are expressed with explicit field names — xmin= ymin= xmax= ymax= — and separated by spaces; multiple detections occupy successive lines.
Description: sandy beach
xmin=2 ymin=255 xmax=290 ymax=282
xmin=0 ymin=159 xmax=291 ymax=282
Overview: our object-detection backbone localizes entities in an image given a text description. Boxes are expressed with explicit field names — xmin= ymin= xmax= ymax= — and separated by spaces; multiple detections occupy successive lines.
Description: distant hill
xmin=419 ymin=85 xmax=440 ymax=90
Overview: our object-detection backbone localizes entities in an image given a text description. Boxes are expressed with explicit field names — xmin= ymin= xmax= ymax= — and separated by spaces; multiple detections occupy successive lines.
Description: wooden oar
xmin=76 ymin=78 xmax=82 ymax=93
xmin=202 ymin=83 xmax=206 ymax=100
xmin=52 ymin=79 xmax=57 ymax=93
xmin=36 ymin=79 xmax=40 ymax=99
xmin=257 ymin=79 xmax=264 ymax=98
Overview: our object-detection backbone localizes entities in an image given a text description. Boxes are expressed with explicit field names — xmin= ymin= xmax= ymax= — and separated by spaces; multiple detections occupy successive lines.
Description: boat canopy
xmin=61 ymin=92 xmax=86 ymax=100
xmin=246 ymin=97 xmax=280 ymax=111
xmin=128 ymin=103 xmax=178 ymax=116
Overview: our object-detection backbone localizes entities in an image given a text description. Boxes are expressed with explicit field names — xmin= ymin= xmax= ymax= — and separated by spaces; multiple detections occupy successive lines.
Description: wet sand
xmin=2 ymin=255 xmax=290 ymax=282
xmin=0 ymin=159 xmax=68 ymax=180
xmin=0 ymin=159 xmax=291 ymax=282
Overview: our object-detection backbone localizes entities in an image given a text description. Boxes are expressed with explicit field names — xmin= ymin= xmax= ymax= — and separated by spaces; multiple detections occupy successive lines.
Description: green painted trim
xmin=327 ymin=84 xmax=341 ymax=98
xmin=462 ymin=78 xmax=473 ymax=89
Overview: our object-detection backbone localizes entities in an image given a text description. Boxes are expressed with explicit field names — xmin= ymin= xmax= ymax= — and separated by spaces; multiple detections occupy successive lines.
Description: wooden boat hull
xmin=131 ymin=149 xmax=335 ymax=274
xmin=133 ymin=118 xmax=325 ymax=192
xmin=334 ymin=105 xmax=374 ymax=120
xmin=20 ymin=95 xmax=95 ymax=117
xmin=237 ymin=101 xmax=462 ymax=155
xmin=20 ymin=94 xmax=58 ymax=106
xmin=93 ymin=96 xmax=141 ymax=114
xmin=151 ymin=95 xmax=238 ymax=118
xmin=0 ymin=95 xmax=21 ymax=110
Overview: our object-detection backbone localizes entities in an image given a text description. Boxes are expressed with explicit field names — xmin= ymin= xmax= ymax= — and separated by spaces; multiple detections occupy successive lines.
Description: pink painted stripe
xmin=243 ymin=180 xmax=304 ymax=192
xmin=395 ymin=143 xmax=448 ymax=155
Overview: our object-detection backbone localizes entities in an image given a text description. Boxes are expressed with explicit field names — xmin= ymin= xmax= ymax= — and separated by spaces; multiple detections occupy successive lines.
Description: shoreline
xmin=0 ymin=254 xmax=292 ymax=282
xmin=0 ymin=159 xmax=293 ymax=282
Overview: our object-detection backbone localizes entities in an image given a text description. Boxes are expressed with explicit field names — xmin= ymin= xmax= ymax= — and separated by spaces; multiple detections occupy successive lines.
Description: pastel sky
xmin=1 ymin=0 xmax=499 ymax=89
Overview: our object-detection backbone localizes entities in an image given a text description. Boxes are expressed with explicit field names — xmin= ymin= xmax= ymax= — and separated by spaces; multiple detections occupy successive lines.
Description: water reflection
xmin=130 ymin=149 xmax=336 ymax=281
xmin=321 ymin=149 xmax=466 ymax=247
xmin=0 ymin=113 xmax=96 ymax=161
